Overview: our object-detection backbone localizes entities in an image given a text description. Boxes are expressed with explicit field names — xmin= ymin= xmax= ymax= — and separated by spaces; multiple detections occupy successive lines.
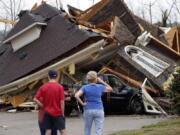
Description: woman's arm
xmin=75 ymin=90 xmax=87 ymax=106
xmin=97 ymin=77 xmax=113 ymax=92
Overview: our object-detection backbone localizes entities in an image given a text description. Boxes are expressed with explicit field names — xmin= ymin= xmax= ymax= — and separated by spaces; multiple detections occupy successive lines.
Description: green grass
xmin=109 ymin=118 xmax=180 ymax=135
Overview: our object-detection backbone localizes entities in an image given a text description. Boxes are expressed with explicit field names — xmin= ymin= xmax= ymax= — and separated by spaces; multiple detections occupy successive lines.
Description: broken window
xmin=125 ymin=45 xmax=169 ymax=77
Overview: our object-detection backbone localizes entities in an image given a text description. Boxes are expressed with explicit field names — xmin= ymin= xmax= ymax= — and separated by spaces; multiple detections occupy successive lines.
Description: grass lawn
xmin=109 ymin=118 xmax=180 ymax=135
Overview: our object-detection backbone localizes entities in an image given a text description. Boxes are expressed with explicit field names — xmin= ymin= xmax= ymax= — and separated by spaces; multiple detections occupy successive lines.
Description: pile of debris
xmin=0 ymin=0 xmax=179 ymax=113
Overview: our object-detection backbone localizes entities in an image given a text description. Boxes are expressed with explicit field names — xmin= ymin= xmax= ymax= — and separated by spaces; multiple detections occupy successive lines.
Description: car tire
xmin=130 ymin=97 xmax=144 ymax=114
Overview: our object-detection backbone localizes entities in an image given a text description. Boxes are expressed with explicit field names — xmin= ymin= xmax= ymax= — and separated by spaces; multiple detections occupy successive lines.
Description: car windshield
xmin=108 ymin=76 xmax=123 ymax=91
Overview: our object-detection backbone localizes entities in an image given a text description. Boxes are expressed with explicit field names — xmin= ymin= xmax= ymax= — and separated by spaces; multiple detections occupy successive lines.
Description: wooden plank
xmin=79 ymin=0 xmax=109 ymax=20
xmin=150 ymin=36 xmax=180 ymax=57
xmin=0 ymin=19 xmax=16 ymax=24
xmin=30 ymin=3 xmax=38 ymax=11
xmin=165 ymin=27 xmax=176 ymax=48
xmin=9 ymin=94 xmax=28 ymax=108
xmin=98 ymin=57 xmax=116 ymax=73
xmin=95 ymin=17 xmax=114 ymax=31
xmin=176 ymin=31 xmax=180 ymax=54
xmin=56 ymin=69 xmax=62 ymax=82
xmin=28 ymin=80 xmax=39 ymax=90
xmin=76 ymin=20 xmax=94 ymax=28
xmin=110 ymin=16 xmax=135 ymax=44
xmin=78 ymin=25 xmax=109 ymax=35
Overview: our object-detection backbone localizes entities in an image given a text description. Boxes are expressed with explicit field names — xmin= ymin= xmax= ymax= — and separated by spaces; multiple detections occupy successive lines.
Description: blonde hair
xmin=87 ymin=71 xmax=97 ymax=82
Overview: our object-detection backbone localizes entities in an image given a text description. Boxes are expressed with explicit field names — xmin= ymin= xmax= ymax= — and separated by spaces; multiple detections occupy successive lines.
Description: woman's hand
xmin=97 ymin=77 xmax=104 ymax=83
xmin=75 ymin=90 xmax=86 ymax=106
xmin=82 ymin=102 xmax=87 ymax=106
xmin=97 ymin=77 xmax=113 ymax=92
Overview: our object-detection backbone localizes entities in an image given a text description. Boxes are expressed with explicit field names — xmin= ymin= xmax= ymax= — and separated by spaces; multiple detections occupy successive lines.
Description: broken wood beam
xmin=0 ymin=19 xmax=16 ymax=24
xmin=28 ymin=80 xmax=39 ymax=90
xmin=150 ymin=36 xmax=180 ymax=58
xmin=101 ymin=67 xmax=160 ymax=95
xmin=9 ymin=94 xmax=28 ymax=108
xmin=176 ymin=31 xmax=180 ymax=54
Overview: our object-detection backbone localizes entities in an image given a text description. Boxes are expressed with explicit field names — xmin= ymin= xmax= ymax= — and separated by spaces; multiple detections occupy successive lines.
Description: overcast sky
xmin=0 ymin=0 xmax=179 ymax=31
xmin=24 ymin=0 xmax=180 ymax=23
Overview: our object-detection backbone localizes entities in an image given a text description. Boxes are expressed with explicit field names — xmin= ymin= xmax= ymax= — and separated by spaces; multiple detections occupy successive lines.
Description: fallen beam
xmin=101 ymin=67 xmax=160 ymax=95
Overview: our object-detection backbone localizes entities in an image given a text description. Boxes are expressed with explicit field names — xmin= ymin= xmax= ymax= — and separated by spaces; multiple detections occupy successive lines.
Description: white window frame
xmin=125 ymin=45 xmax=169 ymax=77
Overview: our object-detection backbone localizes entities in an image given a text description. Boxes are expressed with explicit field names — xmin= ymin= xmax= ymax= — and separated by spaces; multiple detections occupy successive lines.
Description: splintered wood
xmin=9 ymin=94 xmax=28 ymax=108
xmin=165 ymin=26 xmax=180 ymax=54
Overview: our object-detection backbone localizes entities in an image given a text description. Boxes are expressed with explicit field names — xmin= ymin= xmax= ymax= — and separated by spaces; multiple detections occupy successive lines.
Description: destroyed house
xmin=118 ymin=41 xmax=179 ymax=90
xmin=77 ymin=0 xmax=141 ymax=38
xmin=67 ymin=0 xmax=180 ymax=91
xmin=0 ymin=3 xmax=104 ymax=86
xmin=0 ymin=0 xmax=179 ymax=97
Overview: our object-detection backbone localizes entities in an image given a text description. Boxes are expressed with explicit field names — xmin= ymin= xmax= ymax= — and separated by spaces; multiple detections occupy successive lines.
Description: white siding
xmin=11 ymin=26 xmax=42 ymax=52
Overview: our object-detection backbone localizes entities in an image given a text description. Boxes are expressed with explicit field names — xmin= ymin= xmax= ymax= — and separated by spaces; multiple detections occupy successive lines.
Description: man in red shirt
xmin=34 ymin=70 xmax=67 ymax=135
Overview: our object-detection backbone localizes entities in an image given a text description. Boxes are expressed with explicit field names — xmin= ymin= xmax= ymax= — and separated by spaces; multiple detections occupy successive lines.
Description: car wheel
xmin=130 ymin=97 xmax=144 ymax=114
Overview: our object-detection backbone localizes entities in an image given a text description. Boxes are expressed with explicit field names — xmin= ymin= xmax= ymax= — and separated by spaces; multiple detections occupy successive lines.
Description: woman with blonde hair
xmin=75 ymin=71 xmax=112 ymax=135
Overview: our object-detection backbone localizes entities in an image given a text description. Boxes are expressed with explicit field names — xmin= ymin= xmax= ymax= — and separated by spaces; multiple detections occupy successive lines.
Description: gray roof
xmin=0 ymin=3 xmax=101 ymax=86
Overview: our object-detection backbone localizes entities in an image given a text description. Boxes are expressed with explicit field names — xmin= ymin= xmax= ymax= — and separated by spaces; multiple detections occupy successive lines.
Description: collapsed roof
xmin=67 ymin=0 xmax=180 ymax=90
xmin=0 ymin=0 xmax=179 ymax=95
xmin=77 ymin=0 xmax=141 ymax=38
xmin=0 ymin=3 xmax=103 ymax=86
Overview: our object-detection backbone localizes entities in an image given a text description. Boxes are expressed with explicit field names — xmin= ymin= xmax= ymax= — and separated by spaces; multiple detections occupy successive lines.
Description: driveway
xmin=0 ymin=112 xmax=169 ymax=135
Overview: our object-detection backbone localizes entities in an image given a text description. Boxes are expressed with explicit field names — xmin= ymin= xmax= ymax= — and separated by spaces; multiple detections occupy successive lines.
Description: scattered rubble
xmin=0 ymin=124 xmax=8 ymax=129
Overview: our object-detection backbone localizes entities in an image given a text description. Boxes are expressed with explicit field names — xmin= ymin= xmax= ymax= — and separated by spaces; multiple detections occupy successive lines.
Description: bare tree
xmin=0 ymin=0 xmax=24 ymax=36
xmin=0 ymin=0 xmax=23 ymax=22
xmin=158 ymin=0 xmax=177 ymax=27
xmin=146 ymin=0 xmax=156 ymax=24
xmin=55 ymin=0 xmax=63 ymax=10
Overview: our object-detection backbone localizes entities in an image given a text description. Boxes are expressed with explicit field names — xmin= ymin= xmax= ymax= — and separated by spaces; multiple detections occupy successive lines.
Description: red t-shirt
xmin=35 ymin=82 xmax=64 ymax=116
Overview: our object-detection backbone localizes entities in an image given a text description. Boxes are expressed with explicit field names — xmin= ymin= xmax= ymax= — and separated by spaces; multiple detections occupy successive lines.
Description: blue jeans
xmin=83 ymin=109 xmax=104 ymax=135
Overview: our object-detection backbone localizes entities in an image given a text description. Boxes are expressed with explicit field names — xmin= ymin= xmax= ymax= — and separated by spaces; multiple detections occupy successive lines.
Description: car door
xmin=106 ymin=75 xmax=129 ymax=112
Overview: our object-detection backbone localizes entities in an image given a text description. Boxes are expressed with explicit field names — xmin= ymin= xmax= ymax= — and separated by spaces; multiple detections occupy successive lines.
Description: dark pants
xmin=38 ymin=122 xmax=57 ymax=135
xmin=43 ymin=112 xmax=65 ymax=130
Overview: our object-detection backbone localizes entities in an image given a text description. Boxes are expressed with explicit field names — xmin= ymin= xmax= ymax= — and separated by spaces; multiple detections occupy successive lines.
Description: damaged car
xmin=64 ymin=73 xmax=144 ymax=116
